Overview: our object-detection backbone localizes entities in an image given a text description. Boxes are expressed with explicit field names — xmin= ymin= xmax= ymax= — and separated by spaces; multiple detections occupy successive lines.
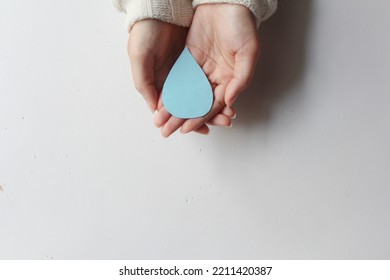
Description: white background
xmin=0 ymin=0 xmax=389 ymax=259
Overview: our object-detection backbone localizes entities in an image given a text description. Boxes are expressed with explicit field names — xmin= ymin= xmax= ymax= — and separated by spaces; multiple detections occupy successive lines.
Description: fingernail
xmin=226 ymin=123 xmax=233 ymax=128
xmin=232 ymin=113 xmax=237 ymax=119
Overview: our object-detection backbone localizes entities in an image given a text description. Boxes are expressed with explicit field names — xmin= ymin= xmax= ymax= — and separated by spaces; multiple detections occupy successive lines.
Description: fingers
xmin=160 ymin=116 xmax=186 ymax=138
xmin=154 ymin=105 xmax=235 ymax=137
xmin=160 ymin=114 xmax=209 ymax=136
xmin=154 ymin=107 xmax=171 ymax=128
xmin=225 ymin=42 xmax=260 ymax=107
xmin=155 ymin=106 xmax=235 ymax=127
xmin=180 ymin=85 xmax=226 ymax=133
xmin=128 ymin=47 xmax=158 ymax=112
xmin=219 ymin=106 xmax=236 ymax=119
xmin=194 ymin=124 xmax=210 ymax=135
xmin=179 ymin=103 xmax=236 ymax=133
xmin=206 ymin=114 xmax=232 ymax=127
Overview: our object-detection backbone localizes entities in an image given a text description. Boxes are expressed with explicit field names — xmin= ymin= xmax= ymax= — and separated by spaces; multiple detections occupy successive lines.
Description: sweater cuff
xmin=192 ymin=0 xmax=277 ymax=28
xmin=113 ymin=0 xmax=194 ymax=32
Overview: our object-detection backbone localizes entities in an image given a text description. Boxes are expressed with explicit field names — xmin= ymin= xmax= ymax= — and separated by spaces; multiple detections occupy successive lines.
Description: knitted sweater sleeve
xmin=112 ymin=0 xmax=277 ymax=31
xmin=112 ymin=0 xmax=194 ymax=32
xmin=192 ymin=0 xmax=278 ymax=27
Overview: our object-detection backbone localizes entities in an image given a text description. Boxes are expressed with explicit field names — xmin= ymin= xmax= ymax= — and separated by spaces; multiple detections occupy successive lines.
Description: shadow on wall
xmin=236 ymin=0 xmax=313 ymax=127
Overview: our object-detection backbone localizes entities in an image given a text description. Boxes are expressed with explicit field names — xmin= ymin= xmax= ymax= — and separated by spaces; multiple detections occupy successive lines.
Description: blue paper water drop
xmin=162 ymin=47 xmax=213 ymax=119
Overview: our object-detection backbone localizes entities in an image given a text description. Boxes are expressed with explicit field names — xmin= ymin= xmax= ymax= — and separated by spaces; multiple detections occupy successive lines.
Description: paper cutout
xmin=162 ymin=47 xmax=213 ymax=119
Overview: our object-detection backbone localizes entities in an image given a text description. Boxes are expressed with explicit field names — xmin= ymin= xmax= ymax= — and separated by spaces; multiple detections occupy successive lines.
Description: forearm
xmin=112 ymin=0 xmax=194 ymax=31
xmin=192 ymin=0 xmax=278 ymax=27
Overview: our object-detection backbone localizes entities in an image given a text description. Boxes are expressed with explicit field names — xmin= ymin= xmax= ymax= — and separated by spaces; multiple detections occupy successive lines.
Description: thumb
xmin=129 ymin=51 xmax=158 ymax=112
xmin=225 ymin=45 xmax=260 ymax=107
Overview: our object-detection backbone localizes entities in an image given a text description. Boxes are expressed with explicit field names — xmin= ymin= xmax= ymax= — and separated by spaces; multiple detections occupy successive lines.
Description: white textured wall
xmin=0 ymin=0 xmax=389 ymax=259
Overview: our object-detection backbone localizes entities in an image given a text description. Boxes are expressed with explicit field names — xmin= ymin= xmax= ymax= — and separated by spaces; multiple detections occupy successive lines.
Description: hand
xmin=154 ymin=4 xmax=260 ymax=135
xmin=128 ymin=19 xmax=234 ymax=135
xmin=128 ymin=19 xmax=187 ymax=113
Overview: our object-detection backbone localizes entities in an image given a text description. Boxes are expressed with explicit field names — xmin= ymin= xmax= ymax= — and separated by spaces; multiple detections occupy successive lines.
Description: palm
xmin=187 ymin=20 xmax=237 ymax=104
xmin=179 ymin=4 xmax=260 ymax=133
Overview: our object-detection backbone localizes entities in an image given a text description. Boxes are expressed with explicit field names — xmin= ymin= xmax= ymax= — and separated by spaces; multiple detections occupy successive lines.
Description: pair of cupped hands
xmin=128 ymin=4 xmax=260 ymax=137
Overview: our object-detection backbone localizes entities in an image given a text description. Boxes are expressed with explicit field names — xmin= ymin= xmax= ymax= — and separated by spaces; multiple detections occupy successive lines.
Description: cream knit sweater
xmin=113 ymin=0 xmax=277 ymax=31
